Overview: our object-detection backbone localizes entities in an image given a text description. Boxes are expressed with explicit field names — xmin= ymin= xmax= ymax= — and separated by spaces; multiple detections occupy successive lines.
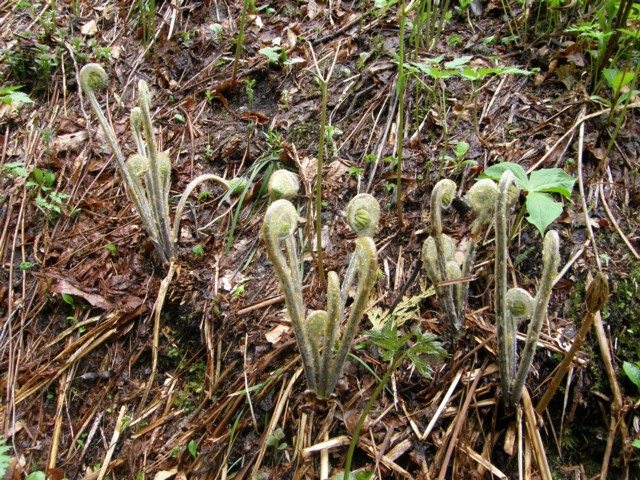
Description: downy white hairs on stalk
xmin=80 ymin=63 xmax=245 ymax=263
xmin=262 ymin=175 xmax=379 ymax=399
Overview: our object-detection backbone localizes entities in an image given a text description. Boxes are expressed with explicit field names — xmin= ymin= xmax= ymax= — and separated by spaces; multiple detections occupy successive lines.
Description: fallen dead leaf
xmin=265 ymin=324 xmax=290 ymax=344
xmin=51 ymin=278 xmax=114 ymax=309
xmin=80 ymin=19 xmax=97 ymax=36
xmin=153 ymin=470 xmax=178 ymax=480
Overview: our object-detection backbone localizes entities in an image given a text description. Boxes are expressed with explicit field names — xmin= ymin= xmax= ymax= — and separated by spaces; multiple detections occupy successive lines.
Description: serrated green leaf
xmin=479 ymin=162 xmax=528 ymax=186
xmin=459 ymin=67 xmax=481 ymax=80
xmin=525 ymin=192 xmax=563 ymax=235
xmin=444 ymin=55 xmax=473 ymax=69
xmin=623 ymin=361 xmax=640 ymax=389
xmin=407 ymin=349 xmax=434 ymax=377
xmin=527 ymin=168 xmax=575 ymax=198
xmin=6 ymin=90 xmax=34 ymax=105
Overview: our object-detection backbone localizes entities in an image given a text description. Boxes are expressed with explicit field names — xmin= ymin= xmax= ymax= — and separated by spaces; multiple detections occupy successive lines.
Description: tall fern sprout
xmin=422 ymin=179 xmax=496 ymax=338
xmin=80 ymin=63 xmax=245 ymax=263
xmin=262 ymin=177 xmax=379 ymax=399
xmin=495 ymin=170 xmax=561 ymax=408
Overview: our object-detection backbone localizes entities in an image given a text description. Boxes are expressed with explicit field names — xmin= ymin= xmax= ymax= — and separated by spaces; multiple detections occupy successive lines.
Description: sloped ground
xmin=0 ymin=0 xmax=639 ymax=478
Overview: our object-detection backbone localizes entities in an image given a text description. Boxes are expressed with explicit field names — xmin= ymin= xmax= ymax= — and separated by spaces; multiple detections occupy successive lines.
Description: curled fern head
xmin=263 ymin=199 xmax=298 ymax=241
xmin=126 ymin=154 xmax=149 ymax=177
xmin=434 ymin=179 xmax=457 ymax=208
xmin=305 ymin=310 xmax=327 ymax=342
xmin=422 ymin=235 xmax=455 ymax=265
xmin=158 ymin=152 xmax=171 ymax=176
xmin=79 ymin=63 xmax=109 ymax=93
xmin=506 ymin=287 xmax=534 ymax=319
xmin=345 ymin=193 xmax=380 ymax=237
xmin=445 ymin=260 xmax=462 ymax=280
xmin=468 ymin=178 xmax=498 ymax=213
xmin=228 ymin=177 xmax=248 ymax=195
xmin=268 ymin=170 xmax=299 ymax=201
xmin=130 ymin=107 xmax=144 ymax=131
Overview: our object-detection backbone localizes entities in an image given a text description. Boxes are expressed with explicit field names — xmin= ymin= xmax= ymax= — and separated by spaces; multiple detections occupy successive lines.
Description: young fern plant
xmin=80 ymin=63 xmax=245 ymax=263
xmin=262 ymin=176 xmax=380 ymax=399
xmin=495 ymin=170 xmax=561 ymax=408
xmin=422 ymin=178 xmax=498 ymax=339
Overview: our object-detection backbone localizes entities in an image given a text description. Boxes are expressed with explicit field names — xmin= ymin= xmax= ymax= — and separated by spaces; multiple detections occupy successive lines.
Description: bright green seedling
xmin=422 ymin=178 xmax=497 ymax=338
xmin=479 ymin=161 xmax=575 ymax=236
xmin=80 ymin=63 xmax=245 ymax=263
xmin=495 ymin=170 xmax=561 ymax=408
xmin=262 ymin=176 xmax=380 ymax=399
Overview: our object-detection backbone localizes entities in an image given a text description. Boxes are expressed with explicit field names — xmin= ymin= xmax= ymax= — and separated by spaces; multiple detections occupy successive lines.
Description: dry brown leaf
xmin=80 ymin=20 xmax=97 ymax=36
xmin=153 ymin=470 xmax=178 ymax=480
xmin=265 ymin=324 xmax=290 ymax=344
xmin=51 ymin=279 xmax=114 ymax=309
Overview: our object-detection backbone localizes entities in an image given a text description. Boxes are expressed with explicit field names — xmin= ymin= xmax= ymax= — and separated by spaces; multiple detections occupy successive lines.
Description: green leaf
xmin=622 ymin=361 xmax=640 ymax=389
xmin=479 ymin=162 xmax=528 ymax=187
xmin=444 ymin=55 xmax=472 ymax=69
xmin=527 ymin=168 xmax=575 ymax=198
xmin=61 ymin=293 xmax=75 ymax=306
xmin=26 ymin=473 xmax=46 ymax=480
xmin=259 ymin=46 xmax=282 ymax=63
xmin=6 ymin=90 xmax=34 ymax=105
xmin=455 ymin=141 xmax=469 ymax=159
xmin=525 ymin=192 xmax=563 ymax=235
xmin=188 ymin=439 xmax=198 ymax=459
xmin=104 ymin=244 xmax=118 ymax=255
xmin=633 ymin=439 xmax=640 ymax=449
xmin=602 ymin=68 xmax=636 ymax=91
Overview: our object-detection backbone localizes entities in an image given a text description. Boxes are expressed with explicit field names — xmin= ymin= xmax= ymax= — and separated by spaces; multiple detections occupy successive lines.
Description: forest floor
xmin=1 ymin=0 xmax=639 ymax=479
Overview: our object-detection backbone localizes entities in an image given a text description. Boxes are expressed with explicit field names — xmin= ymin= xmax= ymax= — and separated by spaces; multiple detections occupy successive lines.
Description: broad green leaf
xmin=479 ymin=162 xmax=528 ymax=187
xmin=26 ymin=473 xmax=46 ymax=480
xmin=259 ymin=46 xmax=281 ymax=63
xmin=525 ymin=192 xmax=563 ymax=235
xmin=527 ymin=168 xmax=575 ymax=198
xmin=633 ymin=439 xmax=640 ymax=449
xmin=455 ymin=141 xmax=469 ymax=158
xmin=623 ymin=361 xmax=640 ymax=389
xmin=459 ymin=67 xmax=481 ymax=80
xmin=444 ymin=55 xmax=472 ymax=69
xmin=602 ymin=68 xmax=635 ymax=91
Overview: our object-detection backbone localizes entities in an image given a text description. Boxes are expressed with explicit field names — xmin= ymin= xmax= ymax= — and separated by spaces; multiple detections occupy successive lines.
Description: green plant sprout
xmin=422 ymin=178 xmax=497 ymax=338
xmin=80 ymin=63 xmax=245 ymax=263
xmin=262 ymin=176 xmax=380 ymax=399
xmin=342 ymin=319 xmax=445 ymax=479
xmin=495 ymin=170 xmax=561 ymax=408
xmin=479 ymin=161 xmax=574 ymax=236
